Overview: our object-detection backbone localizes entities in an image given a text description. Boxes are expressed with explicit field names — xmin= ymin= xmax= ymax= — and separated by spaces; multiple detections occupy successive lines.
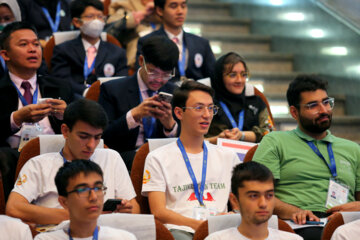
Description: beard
xmin=299 ymin=112 xmax=332 ymax=133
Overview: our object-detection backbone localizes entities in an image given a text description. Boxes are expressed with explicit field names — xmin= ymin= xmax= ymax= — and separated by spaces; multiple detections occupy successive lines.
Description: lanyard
xmin=41 ymin=2 xmax=61 ymax=33
xmin=83 ymin=55 xmax=96 ymax=82
xmin=139 ymin=90 xmax=156 ymax=139
xmin=177 ymin=138 xmax=208 ymax=206
xmin=12 ymin=82 xmax=39 ymax=106
xmin=306 ymin=141 xmax=337 ymax=178
xmin=60 ymin=149 xmax=67 ymax=164
xmin=219 ymin=101 xmax=244 ymax=130
xmin=178 ymin=41 xmax=186 ymax=77
xmin=0 ymin=55 xmax=6 ymax=71
xmin=68 ymin=226 xmax=98 ymax=240
xmin=150 ymin=22 xmax=156 ymax=30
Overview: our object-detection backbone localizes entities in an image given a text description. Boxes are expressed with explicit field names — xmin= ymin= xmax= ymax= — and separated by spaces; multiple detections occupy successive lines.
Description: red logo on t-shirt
xmin=187 ymin=192 xmax=214 ymax=202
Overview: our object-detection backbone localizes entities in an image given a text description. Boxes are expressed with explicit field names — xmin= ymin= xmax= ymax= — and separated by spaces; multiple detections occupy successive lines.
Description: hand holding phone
xmin=103 ymin=199 xmax=122 ymax=212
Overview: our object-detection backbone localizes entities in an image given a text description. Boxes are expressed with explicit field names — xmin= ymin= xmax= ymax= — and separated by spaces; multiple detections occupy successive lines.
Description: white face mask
xmin=80 ymin=19 xmax=105 ymax=38
xmin=0 ymin=22 xmax=11 ymax=32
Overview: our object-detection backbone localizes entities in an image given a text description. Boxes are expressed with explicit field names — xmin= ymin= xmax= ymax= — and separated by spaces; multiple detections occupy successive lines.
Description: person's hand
xmin=223 ymin=128 xmax=242 ymax=140
xmin=291 ymin=209 xmax=319 ymax=224
xmin=114 ymin=199 xmax=133 ymax=213
xmin=131 ymin=95 xmax=164 ymax=122
xmin=155 ymin=99 xmax=176 ymax=130
xmin=46 ymin=99 xmax=67 ymax=120
xmin=326 ymin=201 xmax=360 ymax=215
xmin=13 ymin=103 xmax=52 ymax=126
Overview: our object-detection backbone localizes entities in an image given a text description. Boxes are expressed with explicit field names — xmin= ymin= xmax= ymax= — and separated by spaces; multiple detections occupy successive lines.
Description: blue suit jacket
xmin=136 ymin=26 xmax=216 ymax=81
xmin=98 ymin=74 xmax=178 ymax=153
xmin=50 ymin=36 xmax=128 ymax=96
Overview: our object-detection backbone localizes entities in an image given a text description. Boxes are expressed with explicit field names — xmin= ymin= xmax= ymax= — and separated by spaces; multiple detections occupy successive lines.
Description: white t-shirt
xmin=205 ymin=227 xmax=303 ymax=240
xmin=13 ymin=148 xmax=136 ymax=208
xmin=34 ymin=225 xmax=137 ymax=240
xmin=331 ymin=219 xmax=360 ymax=240
xmin=142 ymin=141 xmax=239 ymax=233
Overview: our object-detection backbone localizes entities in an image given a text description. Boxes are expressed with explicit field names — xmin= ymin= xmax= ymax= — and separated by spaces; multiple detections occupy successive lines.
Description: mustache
xmin=316 ymin=113 xmax=330 ymax=120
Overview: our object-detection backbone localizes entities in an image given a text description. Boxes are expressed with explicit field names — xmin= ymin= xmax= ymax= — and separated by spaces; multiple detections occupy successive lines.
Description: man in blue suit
xmin=99 ymin=35 xmax=179 ymax=170
xmin=50 ymin=0 xmax=128 ymax=98
xmin=136 ymin=0 xmax=215 ymax=82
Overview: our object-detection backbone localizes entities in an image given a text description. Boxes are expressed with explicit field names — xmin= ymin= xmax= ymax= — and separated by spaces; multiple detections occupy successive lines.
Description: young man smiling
xmin=142 ymin=81 xmax=239 ymax=239
xmin=6 ymin=99 xmax=139 ymax=226
xmin=206 ymin=162 xmax=302 ymax=240
xmin=35 ymin=160 xmax=136 ymax=239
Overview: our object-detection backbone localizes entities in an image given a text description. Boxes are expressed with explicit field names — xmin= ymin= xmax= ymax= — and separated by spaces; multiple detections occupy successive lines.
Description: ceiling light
xmin=309 ymin=28 xmax=325 ymax=38
xmin=279 ymin=12 xmax=305 ymax=21
xmin=321 ymin=46 xmax=348 ymax=56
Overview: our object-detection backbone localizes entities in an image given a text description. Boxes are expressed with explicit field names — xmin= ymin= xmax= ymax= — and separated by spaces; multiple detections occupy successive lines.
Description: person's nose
xmin=88 ymin=189 xmax=98 ymax=201
xmin=86 ymin=137 xmax=97 ymax=150
xmin=258 ymin=195 xmax=267 ymax=208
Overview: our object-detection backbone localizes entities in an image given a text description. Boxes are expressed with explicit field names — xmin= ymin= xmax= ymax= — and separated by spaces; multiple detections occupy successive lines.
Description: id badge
xmin=193 ymin=206 xmax=208 ymax=220
xmin=18 ymin=123 xmax=43 ymax=151
xmin=325 ymin=178 xmax=349 ymax=208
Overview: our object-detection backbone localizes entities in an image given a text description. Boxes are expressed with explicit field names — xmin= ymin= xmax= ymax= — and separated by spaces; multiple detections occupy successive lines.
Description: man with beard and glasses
xmin=253 ymin=75 xmax=360 ymax=240
xmin=206 ymin=162 xmax=302 ymax=240
xmin=50 ymin=0 xmax=127 ymax=98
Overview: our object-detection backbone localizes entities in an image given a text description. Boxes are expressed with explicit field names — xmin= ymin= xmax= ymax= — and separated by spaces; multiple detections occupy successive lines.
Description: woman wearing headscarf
xmin=207 ymin=52 xmax=274 ymax=144
xmin=0 ymin=0 xmax=21 ymax=31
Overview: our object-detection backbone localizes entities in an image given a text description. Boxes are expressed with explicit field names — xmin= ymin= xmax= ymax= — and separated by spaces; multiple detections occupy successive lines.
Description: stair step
xmin=187 ymin=1 xmax=232 ymax=17
xmin=185 ymin=17 xmax=251 ymax=34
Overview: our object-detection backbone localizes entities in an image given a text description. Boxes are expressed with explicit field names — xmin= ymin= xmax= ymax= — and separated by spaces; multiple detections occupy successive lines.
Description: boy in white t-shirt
xmin=206 ymin=162 xmax=303 ymax=240
xmin=142 ymin=81 xmax=239 ymax=240
xmin=35 ymin=160 xmax=137 ymax=240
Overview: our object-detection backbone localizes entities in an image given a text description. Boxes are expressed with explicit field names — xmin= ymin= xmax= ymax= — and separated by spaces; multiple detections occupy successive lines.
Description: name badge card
xmin=18 ymin=123 xmax=43 ymax=151
xmin=193 ymin=206 xmax=217 ymax=220
xmin=325 ymin=178 xmax=349 ymax=208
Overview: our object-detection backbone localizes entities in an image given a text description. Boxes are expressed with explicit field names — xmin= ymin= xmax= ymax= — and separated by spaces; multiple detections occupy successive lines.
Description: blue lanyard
xmin=68 ymin=226 xmax=98 ymax=240
xmin=0 ymin=55 xmax=7 ymax=71
xmin=60 ymin=149 xmax=67 ymax=164
xmin=219 ymin=101 xmax=244 ymax=130
xmin=139 ymin=90 xmax=156 ymax=139
xmin=83 ymin=55 xmax=96 ymax=81
xmin=306 ymin=141 xmax=337 ymax=178
xmin=178 ymin=41 xmax=186 ymax=77
xmin=41 ymin=2 xmax=61 ymax=33
xmin=150 ymin=22 xmax=156 ymax=30
xmin=177 ymin=138 xmax=208 ymax=206
xmin=12 ymin=82 xmax=39 ymax=106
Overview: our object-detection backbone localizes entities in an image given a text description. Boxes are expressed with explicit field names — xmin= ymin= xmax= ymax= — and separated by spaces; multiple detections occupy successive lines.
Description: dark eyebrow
xmin=73 ymin=181 xmax=103 ymax=189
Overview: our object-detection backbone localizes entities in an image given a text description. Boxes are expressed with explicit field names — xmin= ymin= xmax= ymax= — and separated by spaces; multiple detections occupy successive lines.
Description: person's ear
xmin=229 ymin=192 xmax=240 ymax=211
xmin=155 ymin=6 xmax=163 ymax=17
xmin=289 ymin=105 xmax=299 ymax=121
xmin=72 ymin=18 xmax=82 ymax=29
xmin=1 ymin=49 xmax=9 ymax=61
xmin=174 ymin=106 xmax=183 ymax=120
xmin=58 ymin=196 xmax=69 ymax=210
xmin=139 ymin=55 xmax=144 ymax=67
xmin=61 ymin=124 xmax=70 ymax=139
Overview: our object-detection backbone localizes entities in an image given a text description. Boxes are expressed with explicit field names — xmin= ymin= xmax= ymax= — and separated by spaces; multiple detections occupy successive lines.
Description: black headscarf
xmin=210 ymin=52 xmax=248 ymax=118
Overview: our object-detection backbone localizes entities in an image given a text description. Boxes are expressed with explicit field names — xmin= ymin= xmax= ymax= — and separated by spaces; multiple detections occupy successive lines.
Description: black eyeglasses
xmin=67 ymin=185 xmax=107 ymax=198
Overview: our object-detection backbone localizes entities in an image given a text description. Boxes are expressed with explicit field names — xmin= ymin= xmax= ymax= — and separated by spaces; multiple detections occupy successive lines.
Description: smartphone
xmin=103 ymin=199 xmax=122 ymax=212
xmin=38 ymin=98 xmax=53 ymax=104
xmin=158 ymin=92 xmax=173 ymax=103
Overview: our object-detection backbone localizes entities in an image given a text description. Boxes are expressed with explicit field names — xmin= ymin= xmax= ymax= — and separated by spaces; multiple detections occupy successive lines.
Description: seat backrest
xmin=194 ymin=214 xmax=294 ymax=240
xmin=130 ymin=142 xmax=150 ymax=214
xmin=16 ymin=135 xmax=105 ymax=181
xmin=321 ymin=212 xmax=360 ymax=240
xmin=243 ymin=145 xmax=258 ymax=163
xmin=254 ymin=86 xmax=275 ymax=129
xmin=85 ymin=77 xmax=126 ymax=101
xmin=0 ymin=215 xmax=33 ymax=240
xmin=43 ymin=31 xmax=121 ymax=71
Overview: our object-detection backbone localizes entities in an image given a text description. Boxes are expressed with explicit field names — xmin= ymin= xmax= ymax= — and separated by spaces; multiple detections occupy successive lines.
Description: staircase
xmin=185 ymin=0 xmax=360 ymax=143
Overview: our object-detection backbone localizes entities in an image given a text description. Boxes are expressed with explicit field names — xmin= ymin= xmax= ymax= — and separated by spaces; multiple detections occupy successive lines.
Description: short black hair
xmin=172 ymin=80 xmax=214 ymax=114
xmin=231 ymin=162 xmax=274 ymax=198
xmin=63 ymin=99 xmax=108 ymax=131
xmin=141 ymin=35 xmax=179 ymax=71
xmin=286 ymin=74 xmax=328 ymax=108
xmin=55 ymin=160 xmax=103 ymax=197
xmin=0 ymin=21 xmax=38 ymax=50
xmin=154 ymin=0 xmax=166 ymax=9
xmin=70 ymin=0 xmax=104 ymax=19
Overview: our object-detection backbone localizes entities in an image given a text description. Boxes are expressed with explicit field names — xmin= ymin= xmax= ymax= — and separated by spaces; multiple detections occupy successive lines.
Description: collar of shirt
xmin=9 ymin=71 xmax=37 ymax=94
xmin=294 ymin=126 xmax=334 ymax=143
xmin=137 ymin=69 xmax=153 ymax=98
xmin=165 ymin=29 xmax=184 ymax=47
xmin=81 ymin=38 xmax=101 ymax=56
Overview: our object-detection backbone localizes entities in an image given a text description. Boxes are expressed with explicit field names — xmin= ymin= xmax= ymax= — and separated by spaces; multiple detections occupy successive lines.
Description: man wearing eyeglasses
xmin=253 ymin=75 xmax=360 ymax=240
xmin=142 ymin=81 xmax=239 ymax=240
xmin=35 ymin=160 xmax=136 ymax=239
xmin=7 ymin=99 xmax=139 ymax=227
xmin=50 ymin=0 xmax=128 ymax=98
xmin=98 ymin=35 xmax=179 ymax=170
